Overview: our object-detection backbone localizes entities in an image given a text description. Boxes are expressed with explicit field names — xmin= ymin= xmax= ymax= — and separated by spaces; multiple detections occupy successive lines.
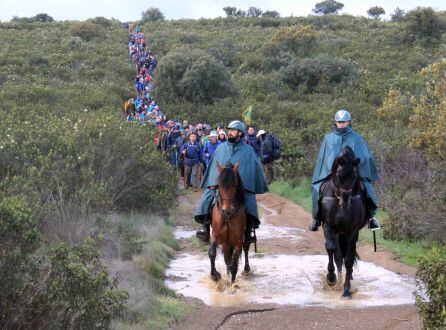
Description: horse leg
xmin=342 ymin=234 xmax=358 ymax=298
xmin=334 ymin=233 xmax=343 ymax=277
xmin=323 ymin=224 xmax=337 ymax=285
xmin=243 ymin=241 xmax=250 ymax=272
xmin=230 ymin=247 xmax=242 ymax=283
xmin=222 ymin=242 xmax=231 ymax=276
xmin=208 ymin=242 xmax=221 ymax=281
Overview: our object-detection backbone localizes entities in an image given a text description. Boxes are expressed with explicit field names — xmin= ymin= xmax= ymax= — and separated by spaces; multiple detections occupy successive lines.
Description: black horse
xmin=320 ymin=146 xmax=367 ymax=298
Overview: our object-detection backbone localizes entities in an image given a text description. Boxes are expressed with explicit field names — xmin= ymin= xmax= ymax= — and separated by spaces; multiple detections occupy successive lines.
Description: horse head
xmin=216 ymin=162 xmax=244 ymax=213
xmin=331 ymin=146 xmax=360 ymax=208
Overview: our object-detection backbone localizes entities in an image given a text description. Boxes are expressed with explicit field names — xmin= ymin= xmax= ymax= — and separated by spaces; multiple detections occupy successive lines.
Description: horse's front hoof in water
xmin=211 ymin=270 xmax=221 ymax=282
xmin=244 ymin=264 xmax=250 ymax=273
xmin=342 ymin=289 xmax=352 ymax=299
xmin=327 ymin=272 xmax=337 ymax=285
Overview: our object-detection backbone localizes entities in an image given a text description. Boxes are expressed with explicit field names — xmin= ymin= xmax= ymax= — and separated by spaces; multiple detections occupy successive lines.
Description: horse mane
xmin=331 ymin=146 xmax=355 ymax=174
xmin=218 ymin=164 xmax=245 ymax=205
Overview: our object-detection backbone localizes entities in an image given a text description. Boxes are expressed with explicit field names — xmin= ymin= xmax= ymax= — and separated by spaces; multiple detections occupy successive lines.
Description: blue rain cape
xmin=311 ymin=126 xmax=379 ymax=218
xmin=195 ymin=139 xmax=268 ymax=221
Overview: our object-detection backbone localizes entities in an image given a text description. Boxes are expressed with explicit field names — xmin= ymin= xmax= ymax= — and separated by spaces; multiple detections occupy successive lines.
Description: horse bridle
xmin=215 ymin=191 xmax=239 ymax=224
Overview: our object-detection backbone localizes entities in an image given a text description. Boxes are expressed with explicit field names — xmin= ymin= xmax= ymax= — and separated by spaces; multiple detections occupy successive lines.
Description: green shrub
xmin=266 ymin=25 xmax=318 ymax=55
xmin=0 ymin=197 xmax=40 ymax=327
xmin=68 ymin=22 xmax=100 ymax=42
xmin=403 ymin=7 xmax=445 ymax=46
xmin=415 ymin=246 xmax=446 ymax=329
xmin=279 ymin=54 xmax=356 ymax=92
xmin=155 ymin=47 xmax=238 ymax=104
xmin=30 ymin=239 xmax=128 ymax=329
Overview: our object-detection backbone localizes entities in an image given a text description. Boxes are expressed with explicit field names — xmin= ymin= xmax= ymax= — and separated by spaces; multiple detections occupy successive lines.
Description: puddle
xmin=165 ymin=253 xmax=415 ymax=308
xmin=169 ymin=201 xmax=414 ymax=308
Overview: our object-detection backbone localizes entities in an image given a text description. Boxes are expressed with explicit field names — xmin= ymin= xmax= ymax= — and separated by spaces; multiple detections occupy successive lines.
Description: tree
xmin=141 ymin=7 xmax=164 ymax=22
xmin=34 ymin=13 xmax=54 ymax=22
xmin=247 ymin=7 xmax=263 ymax=18
xmin=367 ymin=6 xmax=385 ymax=20
xmin=223 ymin=6 xmax=237 ymax=17
xmin=313 ymin=0 xmax=344 ymax=15
xmin=235 ymin=9 xmax=246 ymax=18
xmin=403 ymin=7 xmax=444 ymax=45
xmin=391 ymin=7 xmax=405 ymax=22
xmin=262 ymin=10 xmax=281 ymax=18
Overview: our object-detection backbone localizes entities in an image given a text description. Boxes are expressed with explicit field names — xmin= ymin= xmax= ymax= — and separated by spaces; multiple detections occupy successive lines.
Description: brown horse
xmin=208 ymin=162 xmax=250 ymax=283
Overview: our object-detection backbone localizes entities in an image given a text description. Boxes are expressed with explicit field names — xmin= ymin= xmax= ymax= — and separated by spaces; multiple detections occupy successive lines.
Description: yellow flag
xmin=242 ymin=105 xmax=253 ymax=125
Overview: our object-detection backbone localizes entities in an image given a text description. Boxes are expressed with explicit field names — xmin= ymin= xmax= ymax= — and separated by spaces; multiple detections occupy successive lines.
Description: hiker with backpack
xmin=258 ymin=130 xmax=281 ymax=185
xmin=246 ymin=126 xmax=261 ymax=157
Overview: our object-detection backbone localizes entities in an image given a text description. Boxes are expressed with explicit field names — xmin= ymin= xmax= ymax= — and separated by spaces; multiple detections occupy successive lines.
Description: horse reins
xmin=215 ymin=189 xmax=240 ymax=242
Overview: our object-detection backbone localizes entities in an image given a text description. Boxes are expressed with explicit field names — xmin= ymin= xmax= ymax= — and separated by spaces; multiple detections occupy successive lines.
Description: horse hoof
xmin=211 ymin=271 xmax=221 ymax=282
xmin=342 ymin=290 xmax=352 ymax=299
xmin=327 ymin=273 xmax=336 ymax=285
xmin=244 ymin=265 xmax=250 ymax=273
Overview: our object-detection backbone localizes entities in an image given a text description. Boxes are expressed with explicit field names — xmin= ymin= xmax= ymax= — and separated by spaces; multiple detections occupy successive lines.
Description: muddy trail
xmin=167 ymin=190 xmax=420 ymax=329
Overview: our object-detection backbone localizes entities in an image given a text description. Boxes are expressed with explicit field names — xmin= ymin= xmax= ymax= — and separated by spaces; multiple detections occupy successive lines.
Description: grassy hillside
xmin=0 ymin=18 xmax=181 ymax=328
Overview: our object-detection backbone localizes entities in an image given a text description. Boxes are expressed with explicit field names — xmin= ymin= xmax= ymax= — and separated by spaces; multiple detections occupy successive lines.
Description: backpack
xmin=266 ymin=134 xmax=282 ymax=160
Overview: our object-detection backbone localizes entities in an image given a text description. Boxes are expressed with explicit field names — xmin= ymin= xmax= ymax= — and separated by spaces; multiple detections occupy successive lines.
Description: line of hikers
xmin=123 ymin=25 xmax=380 ymax=245
xmin=123 ymin=24 xmax=281 ymax=188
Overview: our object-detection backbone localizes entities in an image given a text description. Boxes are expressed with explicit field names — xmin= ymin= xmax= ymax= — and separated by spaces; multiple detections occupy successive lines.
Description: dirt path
xmin=169 ymin=191 xmax=420 ymax=330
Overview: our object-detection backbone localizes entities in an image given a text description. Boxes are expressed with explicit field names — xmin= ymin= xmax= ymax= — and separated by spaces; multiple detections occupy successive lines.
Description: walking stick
xmin=175 ymin=151 xmax=179 ymax=177
xmin=373 ymin=231 xmax=377 ymax=253
xmin=253 ymin=227 xmax=257 ymax=253
xmin=182 ymin=152 xmax=187 ymax=189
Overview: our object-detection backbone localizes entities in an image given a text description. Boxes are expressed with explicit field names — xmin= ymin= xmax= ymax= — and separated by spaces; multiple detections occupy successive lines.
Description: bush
xmin=415 ymin=246 xmax=446 ymax=329
xmin=409 ymin=60 xmax=446 ymax=158
xmin=155 ymin=48 xmax=238 ymax=104
xmin=403 ymin=7 xmax=445 ymax=46
xmin=279 ymin=54 xmax=356 ymax=92
xmin=28 ymin=239 xmax=128 ymax=329
xmin=266 ymin=25 xmax=317 ymax=55
xmin=0 ymin=197 xmax=40 ymax=327
xmin=68 ymin=22 xmax=100 ymax=42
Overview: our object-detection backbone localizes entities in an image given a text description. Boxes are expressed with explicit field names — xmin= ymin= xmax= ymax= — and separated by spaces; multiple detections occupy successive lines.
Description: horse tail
xmin=339 ymin=234 xmax=360 ymax=266
xmin=339 ymin=234 xmax=348 ymax=259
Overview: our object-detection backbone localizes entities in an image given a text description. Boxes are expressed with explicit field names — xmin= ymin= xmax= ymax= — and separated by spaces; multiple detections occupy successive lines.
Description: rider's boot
xmin=308 ymin=219 xmax=320 ymax=231
xmin=196 ymin=217 xmax=210 ymax=242
xmin=244 ymin=217 xmax=256 ymax=244
xmin=368 ymin=217 xmax=380 ymax=231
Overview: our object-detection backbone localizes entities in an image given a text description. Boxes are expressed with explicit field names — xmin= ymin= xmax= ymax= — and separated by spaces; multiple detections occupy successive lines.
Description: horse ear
xmin=354 ymin=158 xmax=361 ymax=166
xmin=217 ymin=162 xmax=222 ymax=174
xmin=233 ymin=162 xmax=239 ymax=173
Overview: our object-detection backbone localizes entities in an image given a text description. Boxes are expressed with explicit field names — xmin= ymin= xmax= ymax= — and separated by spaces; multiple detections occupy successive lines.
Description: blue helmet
xmin=335 ymin=109 xmax=351 ymax=122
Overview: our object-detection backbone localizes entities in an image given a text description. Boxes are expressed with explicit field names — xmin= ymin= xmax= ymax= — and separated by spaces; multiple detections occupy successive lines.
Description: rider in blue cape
xmin=309 ymin=110 xmax=381 ymax=231
xmin=195 ymin=120 xmax=268 ymax=242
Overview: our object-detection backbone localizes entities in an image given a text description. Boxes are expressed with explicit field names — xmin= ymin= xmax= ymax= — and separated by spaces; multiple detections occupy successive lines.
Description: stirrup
xmin=368 ymin=217 xmax=380 ymax=231
xmin=245 ymin=232 xmax=257 ymax=244
xmin=196 ymin=226 xmax=209 ymax=242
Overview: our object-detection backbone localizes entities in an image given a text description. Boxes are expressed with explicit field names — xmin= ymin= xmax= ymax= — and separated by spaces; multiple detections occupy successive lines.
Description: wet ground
xmin=168 ymin=191 xmax=420 ymax=329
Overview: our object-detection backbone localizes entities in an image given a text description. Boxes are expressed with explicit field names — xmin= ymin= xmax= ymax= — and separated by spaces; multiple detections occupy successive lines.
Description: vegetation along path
xmin=166 ymin=189 xmax=420 ymax=329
